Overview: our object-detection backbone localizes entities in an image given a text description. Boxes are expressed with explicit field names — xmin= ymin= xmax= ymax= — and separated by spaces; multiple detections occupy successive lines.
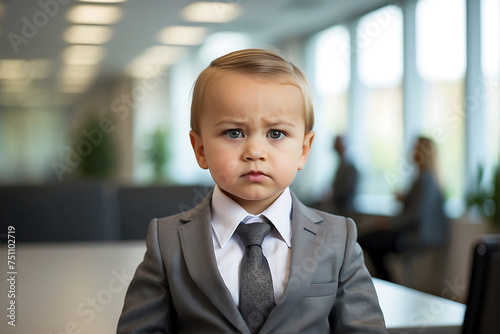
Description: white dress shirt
xmin=211 ymin=185 xmax=292 ymax=306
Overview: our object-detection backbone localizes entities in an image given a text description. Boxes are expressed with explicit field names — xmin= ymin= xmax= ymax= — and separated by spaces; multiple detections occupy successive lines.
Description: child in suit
xmin=118 ymin=49 xmax=387 ymax=333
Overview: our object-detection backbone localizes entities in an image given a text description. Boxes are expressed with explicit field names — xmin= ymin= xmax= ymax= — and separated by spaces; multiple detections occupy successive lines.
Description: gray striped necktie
xmin=235 ymin=219 xmax=275 ymax=334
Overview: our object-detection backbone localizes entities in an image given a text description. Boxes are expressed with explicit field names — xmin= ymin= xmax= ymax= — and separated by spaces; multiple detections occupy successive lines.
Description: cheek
xmin=272 ymin=146 xmax=302 ymax=172
xmin=205 ymin=142 xmax=233 ymax=165
xmin=208 ymin=157 xmax=239 ymax=188
xmin=279 ymin=143 xmax=304 ymax=162
xmin=210 ymin=169 xmax=231 ymax=189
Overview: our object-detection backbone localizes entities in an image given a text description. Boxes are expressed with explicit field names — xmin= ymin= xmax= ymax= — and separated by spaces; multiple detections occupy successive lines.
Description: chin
xmin=245 ymin=189 xmax=284 ymax=200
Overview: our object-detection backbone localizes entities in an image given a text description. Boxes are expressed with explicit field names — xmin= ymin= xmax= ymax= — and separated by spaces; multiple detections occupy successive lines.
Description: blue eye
xmin=268 ymin=130 xmax=285 ymax=140
xmin=225 ymin=129 xmax=243 ymax=139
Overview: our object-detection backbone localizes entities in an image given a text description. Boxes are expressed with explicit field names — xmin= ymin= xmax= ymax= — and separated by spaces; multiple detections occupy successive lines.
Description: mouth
xmin=242 ymin=170 xmax=267 ymax=182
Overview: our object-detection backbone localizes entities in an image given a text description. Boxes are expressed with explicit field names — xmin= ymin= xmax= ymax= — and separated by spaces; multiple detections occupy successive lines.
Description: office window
xmin=132 ymin=76 xmax=171 ymax=184
xmin=307 ymin=26 xmax=350 ymax=198
xmin=417 ymin=0 xmax=466 ymax=201
xmin=356 ymin=5 xmax=404 ymax=203
xmin=482 ymin=0 xmax=499 ymax=175
xmin=0 ymin=108 xmax=64 ymax=183
xmin=314 ymin=26 xmax=350 ymax=135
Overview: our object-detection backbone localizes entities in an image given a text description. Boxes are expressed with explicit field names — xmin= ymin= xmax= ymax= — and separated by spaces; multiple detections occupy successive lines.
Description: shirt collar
xmin=211 ymin=185 xmax=292 ymax=248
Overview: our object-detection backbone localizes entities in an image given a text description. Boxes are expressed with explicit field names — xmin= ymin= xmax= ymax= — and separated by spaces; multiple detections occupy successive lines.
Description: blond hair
xmin=190 ymin=49 xmax=314 ymax=132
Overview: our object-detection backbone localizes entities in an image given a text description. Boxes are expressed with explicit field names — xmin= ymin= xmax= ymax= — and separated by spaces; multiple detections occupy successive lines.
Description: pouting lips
xmin=242 ymin=170 xmax=267 ymax=181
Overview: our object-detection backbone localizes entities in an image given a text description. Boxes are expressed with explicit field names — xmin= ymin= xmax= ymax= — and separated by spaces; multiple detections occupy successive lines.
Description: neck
xmin=222 ymin=189 xmax=283 ymax=215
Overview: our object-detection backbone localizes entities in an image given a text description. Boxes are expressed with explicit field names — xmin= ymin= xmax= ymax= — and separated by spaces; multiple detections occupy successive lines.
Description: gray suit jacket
xmin=117 ymin=191 xmax=387 ymax=333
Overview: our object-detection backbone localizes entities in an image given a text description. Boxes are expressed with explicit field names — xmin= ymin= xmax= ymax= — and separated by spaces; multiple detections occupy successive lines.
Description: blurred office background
xmin=0 ymin=0 xmax=498 ymax=298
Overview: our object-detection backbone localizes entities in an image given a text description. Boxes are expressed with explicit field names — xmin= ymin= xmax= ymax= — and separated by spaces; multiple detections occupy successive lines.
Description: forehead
xmin=201 ymin=70 xmax=304 ymax=120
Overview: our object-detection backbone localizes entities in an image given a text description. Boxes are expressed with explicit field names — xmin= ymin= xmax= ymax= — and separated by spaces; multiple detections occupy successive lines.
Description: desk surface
xmin=0 ymin=242 xmax=465 ymax=333
xmin=373 ymin=278 xmax=466 ymax=333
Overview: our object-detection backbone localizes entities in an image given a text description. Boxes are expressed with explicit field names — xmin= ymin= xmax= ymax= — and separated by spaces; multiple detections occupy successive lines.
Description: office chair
xmin=462 ymin=234 xmax=500 ymax=334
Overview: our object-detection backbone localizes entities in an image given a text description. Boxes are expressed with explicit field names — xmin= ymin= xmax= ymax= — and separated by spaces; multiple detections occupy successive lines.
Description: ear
xmin=298 ymin=131 xmax=315 ymax=170
xmin=189 ymin=130 xmax=209 ymax=169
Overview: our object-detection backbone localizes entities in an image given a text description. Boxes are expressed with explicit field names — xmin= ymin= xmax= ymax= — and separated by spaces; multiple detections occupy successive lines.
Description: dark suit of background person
xmin=358 ymin=137 xmax=449 ymax=282
xmin=331 ymin=135 xmax=359 ymax=218
xmin=117 ymin=190 xmax=387 ymax=333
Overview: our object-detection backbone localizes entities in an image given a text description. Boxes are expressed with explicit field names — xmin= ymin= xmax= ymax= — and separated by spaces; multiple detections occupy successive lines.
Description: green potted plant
xmin=466 ymin=164 xmax=499 ymax=228
xmin=144 ymin=128 xmax=170 ymax=183
xmin=76 ymin=116 xmax=117 ymax=180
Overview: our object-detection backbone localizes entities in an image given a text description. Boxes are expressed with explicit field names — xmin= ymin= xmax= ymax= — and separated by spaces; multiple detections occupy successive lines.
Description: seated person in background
xmin=358 ymin=136 xmax=449 ymax=282
xmin=331 ymin=135 xmax=359 ymax=217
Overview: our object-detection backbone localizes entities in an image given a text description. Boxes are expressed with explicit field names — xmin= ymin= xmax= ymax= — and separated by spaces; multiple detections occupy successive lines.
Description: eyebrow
xmin=214 ymin=119 xmax=296 ymax=128
xmin=265 ymin=119 xmax=296 ymax=127
xmin=214 ymin=120 xmax=244 ymax=127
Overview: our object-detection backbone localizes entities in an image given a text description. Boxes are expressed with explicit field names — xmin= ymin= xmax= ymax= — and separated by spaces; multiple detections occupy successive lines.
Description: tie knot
xmin=235 ymin=222 xmax=271 ymax=248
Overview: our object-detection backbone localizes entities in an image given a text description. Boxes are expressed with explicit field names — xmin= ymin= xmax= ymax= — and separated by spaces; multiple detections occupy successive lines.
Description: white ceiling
xmin=0 ymin=0 xmax=388 ymax=107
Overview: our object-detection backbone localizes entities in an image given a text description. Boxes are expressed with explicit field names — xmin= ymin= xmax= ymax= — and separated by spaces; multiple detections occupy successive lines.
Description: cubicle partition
xmin=0 ymin=183 xmax=119 ymax=242
xmin=0 ymin=183 xmax=210 ymax=242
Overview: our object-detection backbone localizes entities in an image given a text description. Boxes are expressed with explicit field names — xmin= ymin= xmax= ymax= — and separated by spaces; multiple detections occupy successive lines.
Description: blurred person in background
xmin=331 ymin=135 xmax=359 ymax=218
xmin=358 ymin=136 xmax=449 ymax=282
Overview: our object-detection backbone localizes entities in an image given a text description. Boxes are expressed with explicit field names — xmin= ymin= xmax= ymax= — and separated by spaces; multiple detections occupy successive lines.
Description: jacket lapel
xmin=177 ymin=191 xmax=249 ymax=333
xmin=260 ymin=192 xmax=324 ymax=333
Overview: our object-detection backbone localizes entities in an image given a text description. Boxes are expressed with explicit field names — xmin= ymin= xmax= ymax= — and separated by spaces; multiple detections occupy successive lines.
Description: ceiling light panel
xmin=67 ymin=5 xmax=122 ymax=25
xmin=64 ymin=25 xmax=113 ymax=44
xmin=60 ymin=83 xmax=92 ymax=93
xmin=0 ymin=60 xmax=53 ymax=80
xmin=2 ymin=80 xmax=30 ymax=93
xmin=28 ymin=60 xmax=53 ymax=79
xmin=127 ymin=46 xmax=187 ymax=77
xmin=79 ymin=0 xmax=127 ymax=3
xmin=182 ymin=2 xmax=241 ymax=23
xmin=0 ymin=60 xmax=28 ymax=80
xmin=157 ymin=26 xmax=208 ymax=45
xmin=63 ymin=45 xmax=105 ymax=65
xmin=60 ymin=64 xmax=98 ymax=82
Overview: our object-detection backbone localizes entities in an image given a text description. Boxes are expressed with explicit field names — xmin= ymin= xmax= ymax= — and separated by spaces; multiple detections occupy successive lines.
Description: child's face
xmin=190 ymin=71 xmax=314 ymax=213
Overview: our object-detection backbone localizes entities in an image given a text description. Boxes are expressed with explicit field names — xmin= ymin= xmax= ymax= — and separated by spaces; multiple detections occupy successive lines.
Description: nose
xmin=242 ymin=137 xmax=266 ymax=161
